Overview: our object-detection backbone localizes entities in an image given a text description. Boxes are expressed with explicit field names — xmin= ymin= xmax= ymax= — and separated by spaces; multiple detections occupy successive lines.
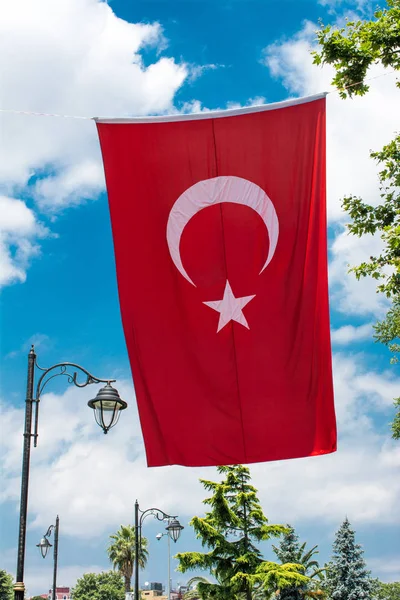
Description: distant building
xmin=149 ymin=582 xmax=163 ymax=591
xmin=138 ymin=582 xmax=193 ymax=600
xmin=141 ymin=591 xmax=167 ymax=599
xmin=37 ymin=587 xmax=71 ymax=600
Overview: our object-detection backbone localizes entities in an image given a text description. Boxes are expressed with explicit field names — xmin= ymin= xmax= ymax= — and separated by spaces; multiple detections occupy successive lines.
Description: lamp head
xmin=166 ymin=518 xmax=184 ymax=543
xmin=88 ymin=383 xmax=127 ymax=434
xmin=36 ymin=536 xmax=52 ymax=558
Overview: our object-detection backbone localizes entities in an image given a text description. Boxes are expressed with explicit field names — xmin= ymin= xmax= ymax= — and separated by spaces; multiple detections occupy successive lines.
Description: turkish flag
xmin=96 ymin=94 xmax=336 ymax=467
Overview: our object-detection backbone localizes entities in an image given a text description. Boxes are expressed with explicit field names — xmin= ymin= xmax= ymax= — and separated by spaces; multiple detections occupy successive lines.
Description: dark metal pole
xmin=135 ymin=500 xmax=139 ymax=600
xmin=14 ymin=346 xmax=36 ymax=600
xmin=52 ymin=516 xmax=59 ymax=600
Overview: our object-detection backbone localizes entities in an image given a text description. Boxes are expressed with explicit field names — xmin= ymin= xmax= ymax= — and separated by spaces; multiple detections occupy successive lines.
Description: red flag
xmin=96 ymin=94 xmax=336 ymax=467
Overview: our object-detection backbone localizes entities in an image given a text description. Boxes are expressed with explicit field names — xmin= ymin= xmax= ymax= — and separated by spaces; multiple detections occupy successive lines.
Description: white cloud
xmin=0 ymin=0 xmax=188 ymax=192
xmin=331 ymin=323 xmax=372 ymax=345
xmin=34 ymin=160 xmax=105 ymax=210
xmin=0 ymin=0 xmax=191 ymax=286
xmin=23 ymin=564 xmax=106 ymax=598
xmin=1 ymin=354 xmax=399 ymax=553
xmin=177 ymin=95 xmax=267 ymax=115
xmin=5 ymin=333 xmax=52 ymax=359
xmin=329 ymin=225 xmax=389 ymax=317
xmin=0 ymin=195 xmax=49 ymax=286
xmin=318 ymin=0 xmax=372 ymax=14
xmin=188 ymin=63 xmax=225 ymax=82
xmin=225 ymin=96 xmax=267 ymax=110
xmin=368 ymin=556 xmax=400 ymax=582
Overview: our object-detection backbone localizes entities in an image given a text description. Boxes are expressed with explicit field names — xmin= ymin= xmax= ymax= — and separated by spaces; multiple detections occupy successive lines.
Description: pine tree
xmin=273 ymin=525 xmax=301 ymax=565
xmin=273 ymin=526 xmax=302 ymax=600
xmin=326 ymin=518 xmax=372 ymax=600
xmin=176 ymin=465 xmax=308 ymax=600
xmin=272 ymin=526 xmax=325 ymax=600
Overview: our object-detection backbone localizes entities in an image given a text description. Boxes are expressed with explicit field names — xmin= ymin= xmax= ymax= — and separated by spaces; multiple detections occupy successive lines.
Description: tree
xmin=375 ymin=298 xmax=400 ymax=438
xmin=107 ymin=524 xmax=149 ymax=593
xmin=176 ymin=465 xmax=308 ymax=600
xmin=272 ymin=526 xmax=303 ymax=600
xmin=313 ymin=0 xmax=400 ymax=438
xmin=272 ymin=525 xmax=325 ymax=599
xmin=326 ymin=518 xmax=372 ymax=599
xmin=0 ymin=570 xmax=13 ymax=600
xmin=31 ymin=597 xmax=47 ymax=600
xmin=373 ymin=581 xmax=400 ymax=600
xmin=71 ymin=571 xmax=125 ymax=600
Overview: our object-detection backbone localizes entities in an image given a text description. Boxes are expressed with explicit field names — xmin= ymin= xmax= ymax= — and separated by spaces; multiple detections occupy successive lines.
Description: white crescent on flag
xmin=166 ymin=176 xmax=279 ymax=286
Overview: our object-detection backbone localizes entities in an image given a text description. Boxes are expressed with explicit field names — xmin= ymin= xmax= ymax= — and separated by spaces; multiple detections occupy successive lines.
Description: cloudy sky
xmin=0 ymin=0 xmax=399 ymax=595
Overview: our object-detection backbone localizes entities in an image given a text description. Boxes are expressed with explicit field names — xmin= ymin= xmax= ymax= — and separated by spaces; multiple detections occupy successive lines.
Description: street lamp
xmin=156 ymin=518 xmax=184 ymax=600
xmin=14 ymin=346 xmax=127 ymax=600
xmin=36 ymin=516 xmax=59 ymax=600
xmin=37 ymin=536 xmax=52 ymax=559
xmin=134 ymin=501 xmax=183 ymax=600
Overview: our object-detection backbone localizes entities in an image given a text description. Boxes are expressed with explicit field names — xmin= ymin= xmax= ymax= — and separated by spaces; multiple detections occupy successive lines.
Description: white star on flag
xmin=203 ymin=280 xmax=256 ymax=332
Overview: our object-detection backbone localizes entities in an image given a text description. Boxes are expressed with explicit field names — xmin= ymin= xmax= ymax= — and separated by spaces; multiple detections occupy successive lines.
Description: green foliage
xmin=30 ymin=597 xmax=47 ymax=600
xmin=313 ymin=0 xmax=400 ymax=439
xmin=390 ymin=397 xmax=400 ymax=439
xmin=374 ymin=298 xmax=400 ymax=362
xmin=71 ymin=571 xmax=125 ymax=600
xmin=341 ymin=137 xmax=400 ymax=301
xmin=312 ymin=0 xmax=400 ymax=98
xmin=0 ymin=570 xmax=13 ymax=600
xmin=326 ymin=518 xmax=372 ymax=599
xmin=340 ymin=135 xmax=400 ymax=438
xmin=177 ymin=465 xmax=308 ymax=600
xmin=373 ymin=581 xmax=400 ymax=600
xmin=375 ymin=299 xmax=400 ymax=438
xmin=107 ymin=524 xmax=148 ymax=593
xmin=272 ymin=525 xmax=326 ymax=599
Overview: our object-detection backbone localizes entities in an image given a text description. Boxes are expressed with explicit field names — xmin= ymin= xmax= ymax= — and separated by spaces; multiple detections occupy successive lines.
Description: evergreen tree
xmin=0 ymin=570 xmax=13 ymax=600
xmin=273 ymin=526 xmax=302 ymax=600
xmin=273 ymin=525 xmax=301 ymax=565
xmin=176 ymin=465 xmax=308 ymax=600
xmin=326 ymin=518 xmax=372 ymax=600
xmin=272 ymin=526 xmax=325 ymax=599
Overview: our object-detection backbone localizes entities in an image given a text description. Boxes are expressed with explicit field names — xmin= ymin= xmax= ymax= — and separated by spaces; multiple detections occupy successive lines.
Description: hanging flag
xmin=96 ymin=93 xmax=336 ymax=467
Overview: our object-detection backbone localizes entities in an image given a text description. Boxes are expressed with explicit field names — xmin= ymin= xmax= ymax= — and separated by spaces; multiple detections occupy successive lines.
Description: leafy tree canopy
xmin=176 ymin=465 xmax=307 ymax=600
xmin=373 ymin=581 xmax=400 ymax=599
xmin=313 ymin=0 xmax=400 ymax=439
xmin=71 ymin=571 xmax=125 ymax=600
xmin=313 ymin=0 xmax=400 ymax=98
xmin=0 ymin=570 xmax=13 ymax=600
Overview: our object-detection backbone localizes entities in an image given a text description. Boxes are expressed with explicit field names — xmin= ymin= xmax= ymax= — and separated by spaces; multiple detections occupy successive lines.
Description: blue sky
xmin=0 ymin=0 xmax=399 ymax=595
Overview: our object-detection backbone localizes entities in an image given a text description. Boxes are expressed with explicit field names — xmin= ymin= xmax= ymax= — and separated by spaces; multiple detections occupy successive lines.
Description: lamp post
xmin=134 ymin=501 xmax=183 ymax=600
xmin=156 ymin=518 xmax=184 ymax=600
xmin=36 ymin=516 xmax=59 ymax=600
xmin=14 ymin=345 xmax=127 ymax=600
